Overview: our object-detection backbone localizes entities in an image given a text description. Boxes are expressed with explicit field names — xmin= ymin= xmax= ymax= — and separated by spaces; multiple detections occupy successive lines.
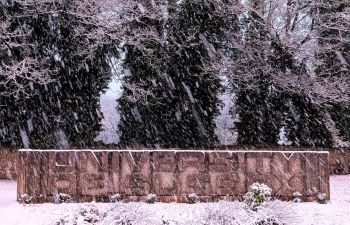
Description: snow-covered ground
xmin=0 ymin=176 xmax=349 ymax=225
xmin=0 ymin=180 xmax=16 ymax=207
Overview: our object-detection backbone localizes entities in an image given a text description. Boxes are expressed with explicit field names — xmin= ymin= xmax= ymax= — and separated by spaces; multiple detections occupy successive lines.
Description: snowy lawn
xmin=0 ymin=176 xmax=349 ymax=225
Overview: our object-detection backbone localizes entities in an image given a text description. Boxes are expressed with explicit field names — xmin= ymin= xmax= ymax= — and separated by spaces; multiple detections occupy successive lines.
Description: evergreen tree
xmin=0 ymin=1 xmax=113 ymax=148
xmin=234 ymin=0 xmax=283 ymax=145
xmin=118 ymin=0 xmax=238 ymax=148
xmin=278 ymin=93 xmax=333 ymax=147
xmin=0 ymin=1 xmax=40 ymax=147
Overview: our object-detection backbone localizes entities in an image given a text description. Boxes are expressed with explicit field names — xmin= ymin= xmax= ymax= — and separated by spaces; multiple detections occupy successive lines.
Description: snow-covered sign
xmin=17 ymin=149 xmax=329 ymax=204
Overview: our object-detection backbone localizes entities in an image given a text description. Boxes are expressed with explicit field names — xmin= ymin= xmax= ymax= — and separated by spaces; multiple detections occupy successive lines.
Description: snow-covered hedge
xmin=56 ymin=205 xmax=104 ymax=225
xmin=55 ymin=200 xmax=298 ymax=225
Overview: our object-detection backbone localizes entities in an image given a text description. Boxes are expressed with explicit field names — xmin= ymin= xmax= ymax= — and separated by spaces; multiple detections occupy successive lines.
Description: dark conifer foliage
xmin=117 ymin=4 xmax=165 ymax=147
xmin=279 ymin=94 xmax=332 ymax=147
xmin=0 ymin=1 xmax=112 ymax=148
xmin=118 ymin=0 xmax=237 ymax=148
xmin=234 ymin=0 xmax=283 ymax=145
xmin=1 ymin=0 xmax=349 ymax=149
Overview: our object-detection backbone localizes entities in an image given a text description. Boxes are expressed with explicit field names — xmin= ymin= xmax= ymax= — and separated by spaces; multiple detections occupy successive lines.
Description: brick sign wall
xmin=17 ymin=150 xmax=329 ymax=203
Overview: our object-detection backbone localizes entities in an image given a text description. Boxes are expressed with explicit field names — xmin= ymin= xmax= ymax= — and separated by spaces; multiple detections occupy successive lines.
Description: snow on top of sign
xmin=18 ymin=149 xmax=329 ymax=154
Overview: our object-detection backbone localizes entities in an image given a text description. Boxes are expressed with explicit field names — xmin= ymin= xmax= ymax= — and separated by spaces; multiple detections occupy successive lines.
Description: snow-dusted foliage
xmin=19 ymin=193 xmax=32 ymax=204
xmin=109 ymin=193 xmax=122 ymax=203
xmin=1 ymin=0 xmax=349 ymax=147
xmin=223 ymin=0 xmax=350 ymax=105
xmin=195 ymin=202 xmax=247 ymax=225
xmin=244 ymin=183 xmax=272 ymax=211
xmin=227 ymin=0 xmax=350 ymax=147
xmin=186 ymin=193 xmax=198 ymax=204
xmin=183 ymin=201 xmax=298 ymax=225
xmin=0 ymin=0 xmax=123 ymax=148
xmin=3 ymin=177 xmax=350 ymax=225
xmin=117 ymin=0 xmax=239 ymax=148
xmin=317 ymin=193 xmax=328 ymax=204
xmin=277 ymin=127 xmax=292 ymax=146
xmin=56 ymin=193 xmax=74 ymax=204
xmin=56 ymin=205 xmax=104 ymax=225
xmin=98 ymin=204 xmax=156 ymax=225
xmin=56 ymin=204 xmax=156 ymax=225
xmin=292 ymin=192 xmax=302 ymax=203
xmin=250 ymin=201 xmax=299 ymax=225
xmin=0 ymin=0 xmax=164 ymax=97
xmin=145 ymin=193 xmax=156 ymax=204
xmin=53 ymin=201 xmax=298 ymax=225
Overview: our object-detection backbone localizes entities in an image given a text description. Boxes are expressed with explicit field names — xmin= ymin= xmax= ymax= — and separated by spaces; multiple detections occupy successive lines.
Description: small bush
xmin=244 ymin=183 xmax=272 ymax=211
xmin=56 ymin=205 xmax=104 ymax=225
xmin=292 ymin=192 xmax=302 ymax=203
xmin=187 ymin=193 xmax=198 ymax=204
xmin=200 ymin=205 xmax=238 ymax=225
xmin=251 ymin=201 xmax=300 ymax=225
xmin=103 ymin=204 xmax=156 ymax=225
xmin=57 ymin=193 xmax=74 ymax=203
xmin=110 ymin=193 xmax=123 ymax=203
xmin=145 ymin=193 xmax=156 ymax=204
xmin=317 ymin=193 xmax=327 ymax=204
xmin=20 ymin=193 xmax=32 ymax=204
xmin=254 ymin=217 xmax=283 ymax=225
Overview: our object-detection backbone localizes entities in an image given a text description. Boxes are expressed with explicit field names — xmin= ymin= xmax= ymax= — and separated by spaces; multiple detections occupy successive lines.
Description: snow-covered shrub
xmin=244 ymin=183 xmax=272 ymax=211
xmin=145 ymin=193 xmax=156 ymax=204
xmin=56 ymin=205 xmax=104 ymax=225
xmin=57 ymin=193 xmax=74 ymax=203
xmin=161 ymin=217 xmax=178 ymax=225
xmin=110 ymin=193 xmax=122 ymax=203
xmin=292 ymin=192 xmax=302 ymax=203
xmin=103 ymin=203 xmax=157 ymax=225
xmin=162 ymin=219 xmax=171 ymax=225
xmin=193 ymin=201 xmax=298 ymax=225
xmin=54 ymin=200 xmax=299 ymax=225
xmin=20 ymin=193 xmax=32 ymax=204
xmin=254 ymin=218 xmax=282 ymax=225
xmin=77 ymin=207 xmax=103 ymax=224
xmin=317 ymin=193 xmax=328 ymax=204
xmin=197 ymin=202 xmax=241 ymax=225
xmin=256 ymin=217 xmax=292 ymax=225
xmin=251 ymin=201 xmax=300 ymax=225
xmin=187 ymin=193 xmax=198 ymax=204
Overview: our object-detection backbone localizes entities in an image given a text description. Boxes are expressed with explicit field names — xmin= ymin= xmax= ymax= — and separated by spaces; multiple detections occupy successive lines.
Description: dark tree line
xmin=1 ymin=0 xmax=349 ymax=149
